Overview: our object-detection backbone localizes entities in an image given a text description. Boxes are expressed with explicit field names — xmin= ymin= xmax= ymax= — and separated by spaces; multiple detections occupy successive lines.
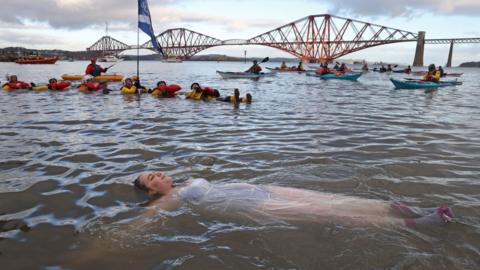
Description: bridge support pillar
xmin=413 ymin=31 xmax=425 ymax=67
xmin=446 ymin=41 xmax=454 ymax=68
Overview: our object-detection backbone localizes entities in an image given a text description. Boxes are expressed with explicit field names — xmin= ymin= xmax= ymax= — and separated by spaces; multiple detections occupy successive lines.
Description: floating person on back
xmin=150 ymin=81 xmax=182 ymax=98
xmin=133 ymin=171 xmax=455 ymax=228
xmin=2 ymin=75 xmax=31 ymax=90
xmin=245 ymin=60 xmax=262 ymax=74
xmin=422 ymin=64 xmax=441 ymax=82
xmin=185 ymin=82 xmax=204 ymax=100
xmin=85 ymin=58 xmax=108 ymax=77
xmin=120 ymin=78 xmax=137 ymax=94
xmin=78 ymin=79 xmax=108 ymax=94
xmin=218 ymin=88 xmax=252 ymax=104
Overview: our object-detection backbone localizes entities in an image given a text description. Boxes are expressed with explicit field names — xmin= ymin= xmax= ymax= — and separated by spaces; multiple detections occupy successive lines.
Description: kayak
xmin=266 ymin=67 xmax=305 ymax=73
xmin=61 ymin=74 xmax=124 ymax=82
xmin=305 ymin=71 xmax=362 ymax=81
xmin=390 ymin=78 xmax=462 ymax=89
xmin=216 ymin=71 xmax=275 ymax=79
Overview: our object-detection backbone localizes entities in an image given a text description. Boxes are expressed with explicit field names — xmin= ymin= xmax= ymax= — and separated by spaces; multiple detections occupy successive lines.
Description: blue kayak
xmin=390 ymin=78 xmax=462 ymax=89
xmin=306 ymin=71 xmax=362 ymax=81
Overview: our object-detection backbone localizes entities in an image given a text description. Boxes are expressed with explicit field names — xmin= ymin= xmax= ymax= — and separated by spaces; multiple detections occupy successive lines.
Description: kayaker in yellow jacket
xmin=422 ymin=64 xmax=441 ymax=82
xmin=280 ymin=61 xmax=288 ymax=70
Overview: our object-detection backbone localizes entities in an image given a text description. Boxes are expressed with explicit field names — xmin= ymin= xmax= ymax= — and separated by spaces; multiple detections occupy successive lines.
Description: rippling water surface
xmin=1 ymin=61 xmax=479 ymax=269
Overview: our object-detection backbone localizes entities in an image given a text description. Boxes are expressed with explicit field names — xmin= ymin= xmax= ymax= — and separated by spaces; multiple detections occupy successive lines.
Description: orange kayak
xmin=61 ymin=74 xmax=124 ymax=82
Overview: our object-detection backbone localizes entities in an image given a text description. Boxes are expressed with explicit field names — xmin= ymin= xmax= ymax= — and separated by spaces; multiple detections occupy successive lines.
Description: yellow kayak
xmin=31 ymin=85 xmax=49 ymax=91
xmin=61 ymin=74 xmax=124 ymax=82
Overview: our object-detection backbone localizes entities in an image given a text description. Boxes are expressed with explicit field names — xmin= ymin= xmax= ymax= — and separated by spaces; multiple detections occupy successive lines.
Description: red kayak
xmin=15 ymin=57 xmax=58 ymax=64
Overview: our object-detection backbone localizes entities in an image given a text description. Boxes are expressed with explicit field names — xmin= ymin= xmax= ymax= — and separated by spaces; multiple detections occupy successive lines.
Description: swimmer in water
xmin=134 ymin=172 xmax=454 ymax=228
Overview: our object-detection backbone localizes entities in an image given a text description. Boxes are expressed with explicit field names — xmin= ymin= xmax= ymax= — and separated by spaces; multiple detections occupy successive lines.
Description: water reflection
xmin=0 ymin=61 xmax=479 ymax=269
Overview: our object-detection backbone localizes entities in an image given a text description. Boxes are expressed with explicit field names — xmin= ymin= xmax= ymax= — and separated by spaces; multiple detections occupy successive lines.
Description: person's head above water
xmin=253 ymin=60 xmax=258 ymax=64
xmin=9 ymin=75 xmax=18 ymax=82
xmin=190 ymin=82 xmax=201 ymax=90
xmin=124 ymin=78 xmax=133 ymax=87
xmin=428 ymin=64 xmax=436 ymax=71
xmin=157 ymin=81 xmax=167 ymax=87
xmin=134 ymin=171 xmax=174 ymax=196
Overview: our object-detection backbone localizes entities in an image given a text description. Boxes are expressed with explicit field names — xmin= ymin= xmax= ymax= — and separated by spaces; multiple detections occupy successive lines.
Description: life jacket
xmin=185 ymin=89 xmax=204 ymax=100
xmin=49 ymin=81 xmax=70 ymax=90
xmin=120 ymin=85 xmax=137 ymax=94
xmin=422 ymin=70 xmax=441 ymax=82
xmin=151 ymin=84 xmax=181 ymax=98
xmin=317 ymin=66 xmax=329 ymax=75
xmin=79 ymin=82 xmax=103 ymax=93
xmin=3 ymin=81 xmax=30 ymax=90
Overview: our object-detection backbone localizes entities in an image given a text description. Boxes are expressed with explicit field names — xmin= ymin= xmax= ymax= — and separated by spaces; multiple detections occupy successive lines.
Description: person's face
xmin=125 ymin=79 xmax=133 ymax=87
xmin=10 ymin=76 xmax=17 ymax=82
xmin=138 ymin=171 xmax=173 ymax=196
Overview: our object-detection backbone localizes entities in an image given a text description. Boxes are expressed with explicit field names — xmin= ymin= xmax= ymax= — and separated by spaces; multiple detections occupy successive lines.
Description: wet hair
xmin=253 ymin=60 xmax=258 ymax=64
xmin=213 ymin=89 xmax=220 ymax=98
xmin=245 ymin=93 xmax=252 ymax=103
xmin=157 ymin=81 xmax=167 ymax=87
xmin=428 ymin=64 xmax=436 ymax=71
xmin=48 ymin=78 xmax=57 ymax=84
xmin=124 ymin=78 xmax=133 ymax=85
xmin=133 ymin=176 xmax=149 ymax=192
xmin=191 ymin=82 xmax=200 ymax=90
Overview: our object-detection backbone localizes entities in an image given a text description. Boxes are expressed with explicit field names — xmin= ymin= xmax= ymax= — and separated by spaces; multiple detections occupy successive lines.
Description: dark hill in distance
xmin=459 ymin=61 xmax=480 ymax=67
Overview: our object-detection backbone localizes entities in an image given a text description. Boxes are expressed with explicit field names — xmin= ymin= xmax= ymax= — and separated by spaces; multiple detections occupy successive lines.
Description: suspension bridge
xmin=86 ymin=14 xmax=480 ymax=67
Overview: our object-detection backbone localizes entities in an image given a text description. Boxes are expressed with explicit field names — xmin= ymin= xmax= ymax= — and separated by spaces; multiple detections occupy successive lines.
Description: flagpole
xmin=136 ymin=11 xmax=140 ymax=81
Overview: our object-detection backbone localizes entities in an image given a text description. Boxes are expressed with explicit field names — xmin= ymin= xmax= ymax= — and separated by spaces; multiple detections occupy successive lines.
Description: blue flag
xmin=138 ymin=0 xmax=163 ymax=54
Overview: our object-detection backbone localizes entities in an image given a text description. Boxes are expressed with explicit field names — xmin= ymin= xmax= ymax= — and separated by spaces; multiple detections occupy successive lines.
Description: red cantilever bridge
xmin=87 ymin=14 xmax=480 ymax=67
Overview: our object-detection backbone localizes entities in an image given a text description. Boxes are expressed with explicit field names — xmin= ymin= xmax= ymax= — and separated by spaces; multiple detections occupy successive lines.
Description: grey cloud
xmin=0 ymin=0 xmax=174 ymax=29
xmin=321 ymin=0 xmax=480 ymax=17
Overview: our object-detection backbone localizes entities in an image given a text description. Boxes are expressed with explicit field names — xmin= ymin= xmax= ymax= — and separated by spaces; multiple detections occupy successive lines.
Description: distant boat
xmin=15 ymin=56 xmax=58 ymax=64
xmin=98 ymin=55 xmax=121 ymax=62
xmin=162 ymin=57 xmax=183 ymax=63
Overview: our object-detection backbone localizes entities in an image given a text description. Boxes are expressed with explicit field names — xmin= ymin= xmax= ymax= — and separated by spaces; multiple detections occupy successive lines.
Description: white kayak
xmin=216 ymin=71 xmax=276 ymax=79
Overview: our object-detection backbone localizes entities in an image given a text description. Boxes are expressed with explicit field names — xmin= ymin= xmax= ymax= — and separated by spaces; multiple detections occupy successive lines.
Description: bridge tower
xmin=446 ymin=41 xmax=454 ymax=67
xmin=413 ymin=31 xmax=425 ymax=66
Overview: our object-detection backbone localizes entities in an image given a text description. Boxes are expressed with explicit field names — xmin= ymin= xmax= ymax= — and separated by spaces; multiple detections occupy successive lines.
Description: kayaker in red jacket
xmin=85 ymin=58 xmax=108 ymax=76
xmin=245 ymin=60 xmax=262 ymax=74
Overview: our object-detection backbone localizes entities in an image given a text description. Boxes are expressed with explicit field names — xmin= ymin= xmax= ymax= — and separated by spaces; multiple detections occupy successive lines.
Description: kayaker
xmin=296 ymin=61 xmax=305 ymax=71
xmin=422 ymin=64 xmax=441 ymax=82
xmin=386 ymin=64 xmax=392 ymax=72
xmin=133 ymin=171 xmax=455 ymax=228
xmin=218 ymin=88 xmax=240 ymax=104
xmin=85 ymin=58 xmax=108 ymax=77
xmin=404 ymin=65 xmax=412 ymax=74
xmin=245 ymin=60 xmax=262 ymax=74
xmin=316 ymin=64 xmax=331 ymax=75
xmin=362 ymin=63 xmax=369 ymax=72
xmin=280 ymin=61 xmax=288 ymax=70
xmin=438 ymin=66 xmax=445 ymax=77
xmin=379 ymin=65 xmax=387 ymax=73
xmin=336 ymin=63 xmax=347 ymax=74
xmin=333 ymin=63 xmax=339 ymax=70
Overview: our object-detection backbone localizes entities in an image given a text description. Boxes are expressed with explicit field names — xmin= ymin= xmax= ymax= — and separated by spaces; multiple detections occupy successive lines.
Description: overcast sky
xmin=1 ymin=0 xmax=480 ymax=65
